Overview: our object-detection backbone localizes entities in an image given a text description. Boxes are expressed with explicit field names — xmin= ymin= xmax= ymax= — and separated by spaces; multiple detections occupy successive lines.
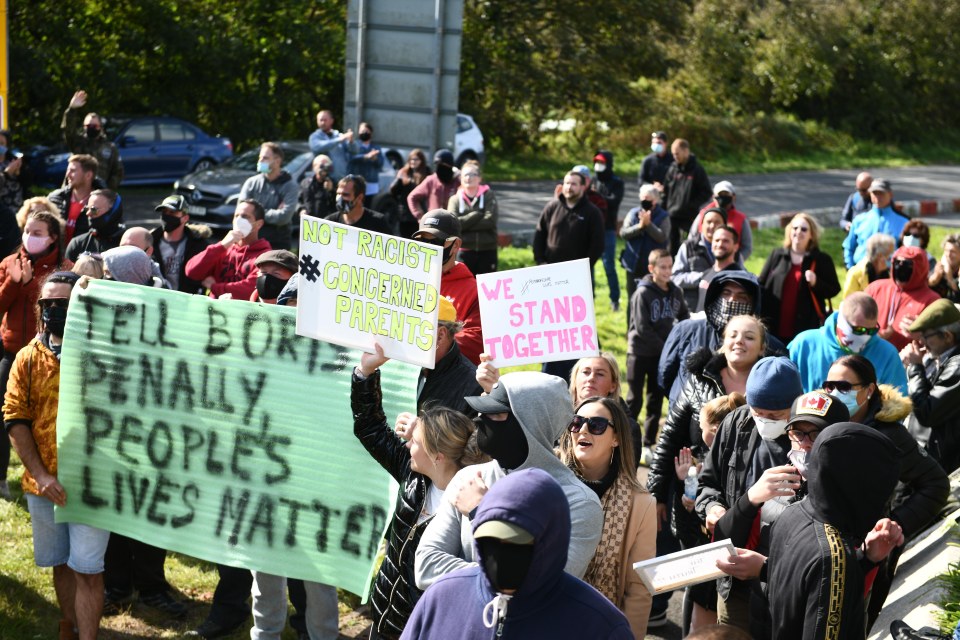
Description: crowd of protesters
xmin=0 ymin=100 xmax=955 ymax=640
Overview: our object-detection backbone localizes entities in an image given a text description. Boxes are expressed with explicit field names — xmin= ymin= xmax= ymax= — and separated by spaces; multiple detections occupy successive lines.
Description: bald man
xmin=840 ymin=171 xmax=872 ymax=232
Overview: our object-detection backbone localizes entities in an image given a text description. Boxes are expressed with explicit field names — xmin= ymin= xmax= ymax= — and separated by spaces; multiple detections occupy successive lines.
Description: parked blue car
xmin=27 ymin=116 xmax=233 ymax=188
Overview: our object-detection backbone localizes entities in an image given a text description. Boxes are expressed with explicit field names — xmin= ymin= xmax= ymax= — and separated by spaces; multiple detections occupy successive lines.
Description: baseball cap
xmin=651 ymin=131 xmax=668 ymax=141
xmin=868 ymin=178 xmax=892 ymax=193
xmin=433 ymin=149 xmax=455 ymax=166
xmin=713 ymin=180 xmax=736 ymax=196
xmin=465 ymin=382 xmax=511 ymax=414
xmin=571 ymin=165 xmax=591 ymax=180
xmin=255 ymin=250 xmax=298 ymax=273
xmin=155 ymin=195 xmax=187 ymax=212
xmin=786 ymin=391 xmax=849 ymax=430
xmin=474 ymin=520 xmax=534 ymax=544
xmin=413 ymin=209 xmax=461 ymax=242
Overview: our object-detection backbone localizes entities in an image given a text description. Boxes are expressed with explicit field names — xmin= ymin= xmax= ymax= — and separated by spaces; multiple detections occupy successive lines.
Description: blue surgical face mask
xmin=903 ymin=234 xmax=922 ymax=248
xmin=651 ymin=142 xmax=665 ymax=154
xmin=256 ymin=160 xmax=271 ymax=175
xmin=829 ymin=389 xmax=861 ymax=416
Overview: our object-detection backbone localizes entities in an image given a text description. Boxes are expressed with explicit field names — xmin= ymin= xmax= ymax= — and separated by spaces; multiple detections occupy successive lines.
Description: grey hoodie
xmin=413 ymin=371 xmax=603 ymax=589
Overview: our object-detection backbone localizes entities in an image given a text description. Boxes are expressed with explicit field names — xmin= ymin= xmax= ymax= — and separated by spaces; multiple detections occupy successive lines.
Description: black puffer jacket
xmin=417 ymin=341 xmax=482 ymax=415
xmin=862 ymin=384 xmax=950 ymax=537
xmin=352 ymin=370 xmax=430 ymax=638
xmin=648 ymin=349 xmax=728 ymax=545
xmin=908 ymin=347 xmax=960 ymax=474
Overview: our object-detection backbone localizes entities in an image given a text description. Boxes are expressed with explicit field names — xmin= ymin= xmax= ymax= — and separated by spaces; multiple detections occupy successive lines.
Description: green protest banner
xmin=55 ymin=280 xmax=418 ymax=599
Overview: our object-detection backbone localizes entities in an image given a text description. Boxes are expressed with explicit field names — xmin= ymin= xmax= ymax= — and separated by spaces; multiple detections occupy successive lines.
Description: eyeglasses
xmin=786 ymin=427 xmax=820 ymax=443
xmin=845 ymin=324 xmax=879 ymax=336
xmin=462 ymin=172 xmax=480 ymax=178
xmin=568 ymin=414 xmax=612 ymax=435
xmin=821 ymin=380 xmax=864 ymax=393
xmin=38 ymin=298 xmax=69 ymax=310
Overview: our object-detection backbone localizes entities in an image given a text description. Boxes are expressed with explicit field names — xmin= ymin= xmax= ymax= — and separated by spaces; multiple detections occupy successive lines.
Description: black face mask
xmin=442 ymin=243 xmax=454 ymax=264
xmin=358 ymin=131 xmax=372 ymax=142
xmin=256 ymin=273 xmax=288 ymax=300
xmin=336 ymin=196 xmax=352 ymax=213
xmin=161 ymin=213 xmax=182 ymax=233
xmin=640 ymin=199 xmax=654 ymax=211
xmin=716 ymin=194 xmax=734 ymax=208
xmin=474 ymin=413 xmax=529 ymax=470
xmin=85 ymin=125 xmax=101 ymax=139
xmin=893 ymin=260 xmax=914 ymax=284
xmin=42 ymin=306 xmax=68 ymax=337
xmin=477 ymin=537 xmax=535 ymax=592
xmin=436 ymin=163 xmax=454 ymax=183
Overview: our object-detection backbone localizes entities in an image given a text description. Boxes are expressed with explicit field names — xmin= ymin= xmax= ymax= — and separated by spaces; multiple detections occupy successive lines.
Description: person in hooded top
xmin=446 ymin=159 xmax=498 ymax=276
xmin=865 ymin=245 xmax=940 ymax=351
xmin=695 ymin=356 xmax=803 ymax=632
xmin=717 ymin=423 xmax=905 ymax=640
xmin=659 ymin=271 xmax=786 ymax=404
xmin=414 ymin=372 xmax=603 ymax=589
xmin=401 ymin=468 xmax=632 ymax=640
xmin=64 ymin=189 xmax=125 ymax=263
xmin=101 ymin=246 xmax=165 ymax=288
xmin=592 ymin=150 xmax=626 ymax=312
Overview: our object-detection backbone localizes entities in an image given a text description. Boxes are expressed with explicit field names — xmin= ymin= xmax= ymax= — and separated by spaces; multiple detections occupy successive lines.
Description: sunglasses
xmin=786 ymin=427 xmax=820 ymax=443
xmin=792 ymin=225 xmax=810 ymax=232
xmin=39 ymin=298 xmax=69 ymax=310
xmin=847 ymin=324 xmax=879 ymax=336
xmin=821 ymin=380 xmax=864 ymax=393
xmin=568 ymin=414 xmax=612 ymax=435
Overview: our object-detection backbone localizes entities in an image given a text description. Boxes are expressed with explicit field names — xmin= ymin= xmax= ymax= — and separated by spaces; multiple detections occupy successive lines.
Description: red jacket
xmin=185 ymin=238 xmax=272 ymax=300
xmin=866 ymin=245 xmax=940 ymax=350
xmin=0 ymin=246 xmax=67 ymax=353
xmin=441 ymin=261 xmax=483 ymax=365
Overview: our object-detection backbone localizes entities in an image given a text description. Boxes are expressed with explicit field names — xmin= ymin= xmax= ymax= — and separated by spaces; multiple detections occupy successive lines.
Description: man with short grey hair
xmin=840 ymin=171 xmax=873 ymax=232
xmin=788 ymin=291 xmax=907 ymax=393
xmin=902 ymin=299 xmax=960 ymax=472
xmin=238 ymin=142 xmax=299 ymax=250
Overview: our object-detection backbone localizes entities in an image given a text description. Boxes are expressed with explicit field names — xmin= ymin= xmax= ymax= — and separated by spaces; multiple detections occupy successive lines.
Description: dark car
xmin=172 ymin=141 xmax=314 ymax=230
xmin=28 ymin=116 xmax=233 ymax=188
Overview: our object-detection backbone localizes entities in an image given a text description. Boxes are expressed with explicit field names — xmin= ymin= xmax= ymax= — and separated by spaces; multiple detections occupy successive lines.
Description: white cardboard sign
xmin=296 ymin=215 xmax=443 ymax=368
xmin=475 ymin=259 xmax=599 ymax=367
xmin=633 ymin=538 xmax=738 ymax=594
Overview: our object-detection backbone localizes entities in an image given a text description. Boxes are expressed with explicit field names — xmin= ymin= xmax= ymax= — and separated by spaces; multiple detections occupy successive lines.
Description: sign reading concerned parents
xmin=296 ymin=215 xmax=443 ymax=369
xmin=56 ymin=280 xmax=418 ymax=598
xmin=476 ymin=258 xmax=599 ymax=367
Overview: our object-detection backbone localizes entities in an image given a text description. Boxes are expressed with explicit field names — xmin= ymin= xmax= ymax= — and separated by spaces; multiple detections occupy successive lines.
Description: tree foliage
xmin=8 ymin=0 xmax=960 ymax=155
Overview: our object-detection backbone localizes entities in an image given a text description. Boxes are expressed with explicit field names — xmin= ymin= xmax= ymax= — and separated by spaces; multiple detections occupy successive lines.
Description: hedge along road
xmin=121 ymin=165 xmax=960 ymax=235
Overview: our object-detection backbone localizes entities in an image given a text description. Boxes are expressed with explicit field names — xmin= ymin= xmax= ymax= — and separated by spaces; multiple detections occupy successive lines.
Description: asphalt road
xmin=120 ymin=165 xmax=960 ymax=237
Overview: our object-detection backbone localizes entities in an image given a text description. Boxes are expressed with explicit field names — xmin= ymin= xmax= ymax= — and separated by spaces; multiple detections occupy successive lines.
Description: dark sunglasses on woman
xmin=821 ymin=380 xmax=863 ymax=393
xmin=568 ymin=414 xmax=612 ymax=435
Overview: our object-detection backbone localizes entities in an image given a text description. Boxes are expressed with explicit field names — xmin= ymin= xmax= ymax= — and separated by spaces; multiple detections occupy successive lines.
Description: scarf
xmin=582 ymin=469 xmax=633 ymax=606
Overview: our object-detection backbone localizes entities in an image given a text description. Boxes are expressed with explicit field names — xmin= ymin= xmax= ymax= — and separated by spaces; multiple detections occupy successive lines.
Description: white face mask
xmin=651 ymin=142 xmax=665 ymax=154
xmin=903 ymin=234 xmax=922 ymax=248
xmin=787 ymin=449 xmax=808 ymax=479
xmin=593 ymin=162 xmax=606 ymax=174
xmin=754 ymin=416 xmax=788 ymax=440
xmin=233 ymin=216 xmax=253 ymax=237
xmin=836 ymin=313 xmax=872 ymax=354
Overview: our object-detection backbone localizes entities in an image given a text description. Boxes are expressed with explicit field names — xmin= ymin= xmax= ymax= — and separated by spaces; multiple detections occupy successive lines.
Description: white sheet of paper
xmin=633 ymin=538 xmax=737 ymax=594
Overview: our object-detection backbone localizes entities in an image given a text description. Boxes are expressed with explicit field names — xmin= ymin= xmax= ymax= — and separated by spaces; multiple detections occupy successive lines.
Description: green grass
xmin=1 ymin=225 xmax=954 ymax=637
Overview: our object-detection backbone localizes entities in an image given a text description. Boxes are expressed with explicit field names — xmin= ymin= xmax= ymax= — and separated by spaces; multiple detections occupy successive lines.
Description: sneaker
xmin=639 ymin=446 xmax=654 ymax=467
xmin=102 ymin=588 xmax=135 ymax=616
xmin=185 ymin=618 xmax=247 ymax=639
xmin=647 ymin=609 xmax=668 ymax=628
xmin=139 ymin=590 xmax=188 ymax=618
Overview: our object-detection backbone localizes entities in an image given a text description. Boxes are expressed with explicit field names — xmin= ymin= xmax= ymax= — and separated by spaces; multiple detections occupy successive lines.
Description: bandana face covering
xmin=836 ymin=313 xmax=871 ymax=354
xmin=477 ymin=537 xmax=535 ymax=592
xmin=474 ymin=413 xmax=529 ymax=470
xmin=707 ymin=296 xmax=754 ymax=332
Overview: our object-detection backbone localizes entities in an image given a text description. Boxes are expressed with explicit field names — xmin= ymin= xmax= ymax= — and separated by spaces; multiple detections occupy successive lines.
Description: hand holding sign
xmin=476 ymin=353 xmax=500 ymax=394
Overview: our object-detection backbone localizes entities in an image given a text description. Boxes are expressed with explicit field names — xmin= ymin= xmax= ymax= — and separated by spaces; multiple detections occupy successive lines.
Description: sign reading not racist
xmin=56 ymin=280 xmax=417 ymax=599
xmin=476 ymin=259 xmax=599 ymax=367
xmin=296 ymin=216 xmax=443 ymax=369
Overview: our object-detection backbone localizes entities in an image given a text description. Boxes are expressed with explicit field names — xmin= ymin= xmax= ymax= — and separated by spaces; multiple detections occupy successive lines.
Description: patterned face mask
xmin=707 ymin=296 xmax=754 ymax=332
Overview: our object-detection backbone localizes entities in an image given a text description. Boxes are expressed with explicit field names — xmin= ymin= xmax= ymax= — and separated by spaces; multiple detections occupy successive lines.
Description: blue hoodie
xmin=401 ymin=469 xmax=633 ymax=640
xmin=787 ymin=311 xmax=907 ymax=394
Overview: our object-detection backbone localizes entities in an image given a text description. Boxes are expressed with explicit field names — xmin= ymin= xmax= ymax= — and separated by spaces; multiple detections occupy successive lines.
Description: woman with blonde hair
xmin=758 ymin=212 xmax=841 ymax=343
xmin=353 ymin=345 xmax=487 ymax=639
xmin=447 ymin=159 xmax=498 ymax=275
xmin=0 ymin=198 xmax=67 ymax=498
xmin=558 ymin=395 xmax=656 ymax=638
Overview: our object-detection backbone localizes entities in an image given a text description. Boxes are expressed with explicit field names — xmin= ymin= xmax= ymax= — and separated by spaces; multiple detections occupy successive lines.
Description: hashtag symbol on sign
xmin=300 ymin=254 xmax=322 ymax=282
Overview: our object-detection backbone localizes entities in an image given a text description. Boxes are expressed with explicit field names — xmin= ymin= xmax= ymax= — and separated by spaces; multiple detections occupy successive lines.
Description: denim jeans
xmin=602 ymin=229 xmax=620 ymax=304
